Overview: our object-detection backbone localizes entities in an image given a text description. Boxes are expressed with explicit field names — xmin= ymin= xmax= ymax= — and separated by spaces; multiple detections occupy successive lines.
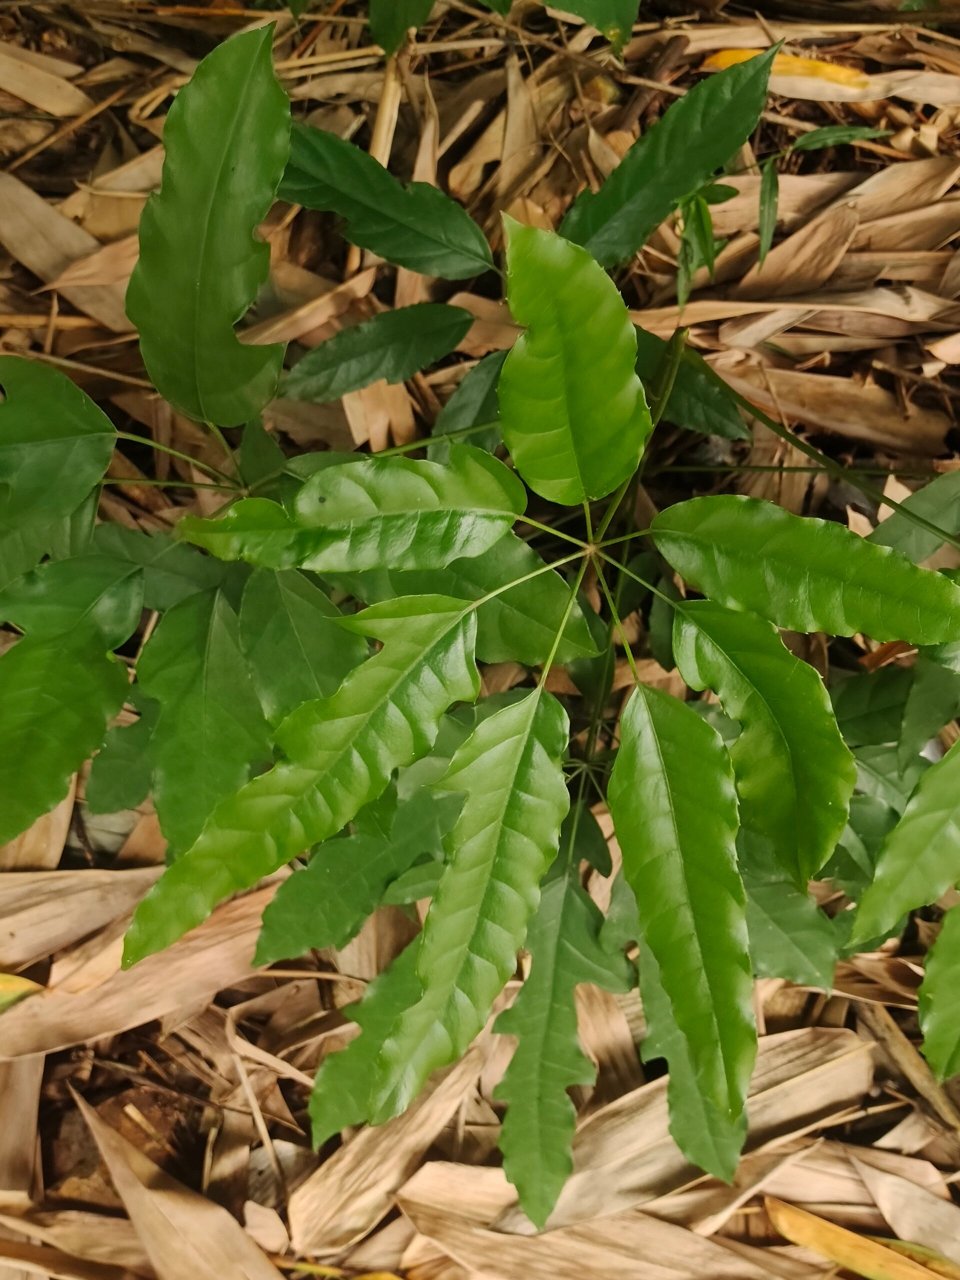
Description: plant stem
xmin=103 ymin=476 xmax=237 ymax=491
xmin=594 ymin=558 xmax=642 ymax=688
xmin=538 ymin=558 xmax=590 ymax=689
xmin=115 ymin=432 xmax=237 ymax=486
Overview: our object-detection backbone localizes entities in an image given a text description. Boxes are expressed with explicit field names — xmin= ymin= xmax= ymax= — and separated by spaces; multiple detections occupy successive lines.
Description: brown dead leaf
xmin=0 ymin=1057 xmax=42 ymax=1207
xmin=852 ymin=1159 xmax=960 ymax=1266
xmin=736 ymin=203 xmax=859 ymax=299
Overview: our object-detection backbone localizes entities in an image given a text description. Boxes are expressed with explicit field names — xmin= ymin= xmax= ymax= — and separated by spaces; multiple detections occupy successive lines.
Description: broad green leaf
xmin=0 ymin=636 xmax=127 ymax=843
xmin=285 ymin=304 xmax=473 ymax=403
xmin=86 ymin=693 xmax=159 ymax=815
xmin=634 ymin=329 xmax=748 ymax=441
xmin=757 ymin=159 xmax=778 ymax=265
xmin=867 ymin=472 xmax=960 ymax=564
xmin=181 ymin=445 xmax=524 ymax=573
xmin=238 ymin=569 xmax=367 ymax=723
xmin=123 ymin=597 xmax=479 ymax=965
xmin=739 ymin=835 xmax=837 ymax=988
xmin=429 ymin=351 xmax=505 ymax=461
xmin=855 ymin=743 xmax=928 ymax=813
xmin=653 ymin=495 xmax=960 ymax=643
xmin=91 ymin=525 xmax=224 ymax=610
xmin=852 ymin=740 xmax=960 ymax=946
xmin=608 ymin=683 xmax=755 ymax=1115
xmin=826 ymin=794 xmax=897 ymax=904
xmin=0 ymin=555 xmax=143 ymax=650
xmin=238 ymin=419 xmax=286 ymax=487
xmin=280 ymin=124 xmax=494 ymax=279
xmin=499 ymin=219 xmax=651 ymax=504
xmin=370 ymin=0 xmax=433 ymax=52
xmin=792 ymin=125 xmax=891 ymax=152
xmin=919 ymin=903 xmax=960 ymax=1079
xmin=674 ymin=600 xmax=855 ymax=882
xmin=552 ymin=0 xmax=638 ymax=49
xmin=310 ymin=943 xmax=422 ymax=1146
xmin=831 ymin=666 xmax=915 ymax=748
xmin=495 ymin=867 xmax=632 ymax=1228
xmin=323 ymin=531 xmax=598 ymax=665
xmin=560 ymin=49 xmax=775 ymax=266
xmin=381 ymin=857 xmax=444 ymax=905
xmin=898 ymin=655 xmax=960 ymax=767
xmin=0 ymin=356 xmax=114 ymax=527
xmin=137 ymin=590 xmax=271 ymax=854
xmin=371 ymin=689 xmax=570 ymax=1120
xmin=256 ymin=788 xmax=459 ymax=962
xmin=126 ymin=28 xmax=290 ymax=426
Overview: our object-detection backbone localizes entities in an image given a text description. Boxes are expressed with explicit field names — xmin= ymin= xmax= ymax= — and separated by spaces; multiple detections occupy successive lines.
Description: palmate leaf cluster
xmin=6 ymin=19 xmax=960 ymax=1231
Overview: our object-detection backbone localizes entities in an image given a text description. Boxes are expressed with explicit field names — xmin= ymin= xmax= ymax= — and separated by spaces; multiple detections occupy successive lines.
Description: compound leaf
xmin=126 ymin=27 xmax=290 ymax=426
xmin=608 ymin=683 xmax=755 ymax=1116
xmin=499 ymin=219 xmax=651 ymax=504
xmin=280 ymin=123 xmax=493 ymax=279
xmin=124 ymin=597 xmax=479 ymax=965
xmin=560 ymin=49 xmax=774 ymax=267
xmin=137 ymin=590 xmax=271 ymax=854
xmin=495 ymin=867 xmax=632 ymax=1228
xmin=0 ymin=636 xmax=128 ymax=843
xmin=674 ymin=600 xmax=855 ymax=883
xmin=653 ymin=495 xmax=960 ymax=643
xmin=285 ymin=304 xmax=472 ymax=403
xmin=0 ymin=554 xmax=144 ymax=650
xmin=920 ymin=903 xmax=960 ymax=1080
xmin=369 ymin=0 xmax=434 ymax=53
xmin=371 ymin=689 xmax=570 ymax=1120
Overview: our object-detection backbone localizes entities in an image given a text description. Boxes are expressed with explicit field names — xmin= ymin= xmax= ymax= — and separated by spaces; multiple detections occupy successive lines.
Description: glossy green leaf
xmin=553 ymin=0 xmax=638 ymax=49
xmin=429 ymin=351 xmax=505 ymax=461
xmin=123 ymin=597 xmax=479 ymax=965
xmin=898 ymin=655 xmax=960 ymax=767
xmin=285 ymin=304 xmax=472 ymax=403
xmin=674 ymin=600 xmax=855 ymax=882
xmin=370 ymin=0 xmax=433 ymax=52
xmin=280 ymin=124 xmax=493 ymax=279
xmin=499 ymin=219 xmax=651 ymax=504
xmin=495 ymin=866 xmax=632 ymax=1228
xmin=238 ymin=569 xmax=367 ymax=723
xmin=91 ymin=526 xmax=224 ymax=610
xmin=739 ymin=835 xmax=837 ymax=988
xmin=137 ymin=590 xmax=271 ymax=854
xmin=86 ymin=693 xmax=159 ymax=815
xmin=852 ymin=739 xmax=960 ymax=946
xmin=560 ymin=49 xmax=775 ymax=266
xmin=867 ymin=472 xmax=960 ymax=564
xmin=792 ymin=125 xmax=890 ymax=152
xmin=0 ymin=636 xmax=127 ymax=843
xmin=256 ymin=788 xmax=459 ymax=962
xmin=0 ymin=555 xmax=144 ymax=650
xmin=126 ymin=27 xmax=290 ymax=426
xmin=371 ymin=689 xmax=570 ymax=1120
xmin=831 ymin=666 xmax=915 ymax=748
xmin=653 ymin=495 xmax=960 ymax=643
xmin=634 ymin=329 xmax=748 ymax=441
xmin=919 ymin=903 xmax=960 ymax=1079
xmin=608 ymin=683 xmax=755 ymax=1115
xmin=757 ymin=159 xmax=778 ymax=265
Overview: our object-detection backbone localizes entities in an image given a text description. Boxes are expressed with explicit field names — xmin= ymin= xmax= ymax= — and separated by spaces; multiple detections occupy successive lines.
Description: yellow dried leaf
xmin=765 ymin=1198 xmax=943 ymax=1280
xmin=703 ymin=49 xmax=870 ymax=89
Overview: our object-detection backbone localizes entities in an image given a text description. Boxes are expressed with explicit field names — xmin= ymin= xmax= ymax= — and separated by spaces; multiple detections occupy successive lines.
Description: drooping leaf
xmin=0 ymin=636 xmax=128 ymax=843
xmin=137 ymin=590 xmax=271 ymax=854
xmin=90 ymin=525 xmax=225 ymax=610
xmin=634 ymin=329 xmax=749 ymax=441
xmin=867 ymin=472 xmax=960 ymax=564
xmin=285 ymin=304 xmax=473 ymax=403
xmin=674 ymin=600 xmax=855 ymax=882
xmin=371 ymin=690 xmax=570 ymax=1120
xmin=499 ymin=218 xmax=651 ymax=504
xmin=323 ymin=531 xmax=598 ymax=665
xmin=919 ymin=903 xmax=960 ymax=1080
xmin=86 ymin=692 xmax=160 ymax=815
xmin=897 ymin=655 xmax=960 ymax=767
xmin=256 ymin=788 xmax=460 ymax=962
xmin=607 ymin=683 xmax=755 ymax=1116
xmin=852 ymin=740 xmax=960 ymax=946
xmin=180 ymin=445 xmax=525 ymax=573
xmin=126 ymin=27 xmax=291 ymax=426
xmin=495 ymin=866 xmax=632 ymax=1228
xmin=560 ymin=49 xmax=775 ymax=266
xmin=238 ymin=569 xmax=367 ymax=723
xmin=123 ymin=597 xmax=479 ymax=965
xmin=551 ymin=0 xmax=638 ymax=49
xmin=792 ymin=125 xmax=891 ymax=152
xmin=830 ymin=666 xmax=915 ymax=748
xmin=0 ymin=554 xmax=144 ymax=650
xmin=653 ymin=495 xmax=960 ymax=643
xmin=369 ymin=0 xmax=434 ymax=53
xmin=429 ymin=351 xmax=505 ymax=461
xmin=280 ymin=123 xmax=494 ymax=279
xmin=757 ymin=158 xmax=778 ymax=265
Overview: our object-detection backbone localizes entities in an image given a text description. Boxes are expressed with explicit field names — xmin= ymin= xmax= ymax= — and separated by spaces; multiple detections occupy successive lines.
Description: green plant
xmin=5 ymin=23 xmax=960 ymax=1230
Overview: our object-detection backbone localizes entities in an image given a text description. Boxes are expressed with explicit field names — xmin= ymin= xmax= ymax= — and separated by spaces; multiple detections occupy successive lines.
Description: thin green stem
xmin=519 ymin=515 xmax=590 ymax=550
xmin=103 ymin=476 xmax=236 ymax=492
xmin=594 ymin=558 xmax=642 ymax=688
xmin=538 ymin=558 xmax=589 ymax=689
xmin=204 ymin=420 xmax=243 ymax=483
xmin=471 ymin=550 xmax=584 ymax=612
xmin=582 ymin=501 xmax=594 ymax=544
xmin=597 ymin=527 xmax=653 ymax=551
xmin=375 ymin=420 xmax=500 ymax=458
xmin=599 ymin=548 xmax=683 ymax=611
xmin=115 ymin=432 xmax=237 ymax=486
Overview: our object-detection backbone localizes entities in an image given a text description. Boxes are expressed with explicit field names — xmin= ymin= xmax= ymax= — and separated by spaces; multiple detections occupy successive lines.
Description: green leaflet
xmin=369 ymin=0 xmax=434 ymax=53
xmin=123 ymin=597 xmax=479 ymax=965
xmin=560 ymin=49 xmax=775 ymax=266
xmin=429 ymin=351 xmax=504 ymax=461
xmin=920 ymin=904 xmax=960 ymax=1079
xmin=499 ymin=219 xmax=651 ymax=505
xmin=608 ymin=683 xmax=755 ymax=1116
xmin=86 ymin=694 xmax=159 ymax=815
xmin=381 ymin=857 xmax=444 ymax=905
xmin=238 ymin=419 xmax=286 ymax=488
xmin=238 ymin=569 xmax=367 ymax=723
xmin=280 ymin=124 xmax=493 ymax=279
xmin=831 ymin=666 xmax=915 ymax=748
xmin=739 ymin=836 xmax=837 ymax=989
xmin=555 ymin=0 xmax=638 ymax=49
xmin=256 ymin=788 xmax=459 ymax=962
xmin=674 ymin=600 xmax=855 ymax=883
xmin=137 ymin=590 xmax=271 ymax=854
xmin=0 ymin=555 xmax=144 ymax=651
xmin=653 ymin=495 xmax=960 ymax=643
xmin=792 ymin=125 xmax=891 ymax=151
xmin=90 ymin=526 xmax=224 ymax=610
xmin=897 ymin=655 xmax=960 ymax=768
xmin=371 ymin=689 xmax=570 ymax=1120
xmin=284 ymin=304 xmax=473 ymax=403
xmin=867 ymin=472 xmax=960 ymax=564
xmin=634 ymin=329 xmax=748 ymax=441
xmin=757 ymin=159 xmax=778 ymax=265
xmin=852 ymin=740 xmax=960 ymax=946
xmin=126 ymin=28 xmax=290 ymax=426
xmin=0 ymin=635 xmax=128 ymax=844
xmin=180 ymin=446 xmax=525 ymax=573
xmin=495 ymin=867 xmax=632 ymax=1228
